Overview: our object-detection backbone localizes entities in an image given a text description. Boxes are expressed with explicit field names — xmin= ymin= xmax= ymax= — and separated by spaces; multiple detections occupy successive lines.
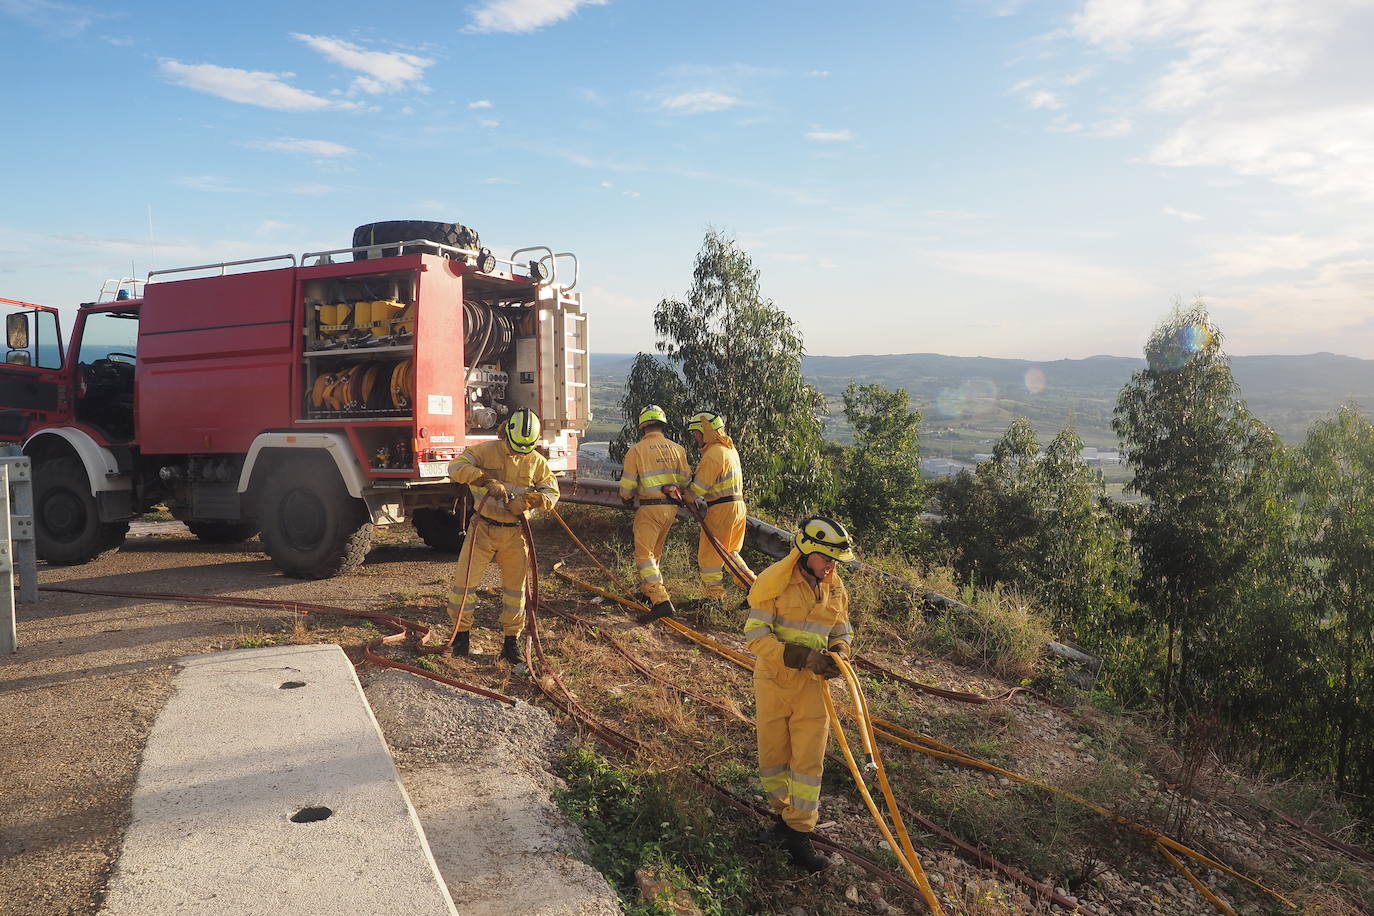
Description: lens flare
xmin=1024 ymin=367 xmax=1047 ymax=394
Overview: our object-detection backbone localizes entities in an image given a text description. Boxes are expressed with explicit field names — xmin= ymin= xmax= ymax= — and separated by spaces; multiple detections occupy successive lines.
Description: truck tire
xmin=258 ymin=461 xmax=373 ymax=579
xmin=352 ymin=220 xmax=480 ymax=261
xmin=34 ymin=457 xmax=129 ymax=565
xmin=185 ymin=521 xmax=260 ymax=544
xmin=411 ymin=507 xmax=466 ymax=554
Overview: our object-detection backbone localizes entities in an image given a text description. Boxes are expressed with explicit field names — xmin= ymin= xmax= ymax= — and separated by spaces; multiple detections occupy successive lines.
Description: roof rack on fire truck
xmin=299 ymin=240 xmax=579 ymax=291
xmin=96 ymin=277 xmax=146 ymax=303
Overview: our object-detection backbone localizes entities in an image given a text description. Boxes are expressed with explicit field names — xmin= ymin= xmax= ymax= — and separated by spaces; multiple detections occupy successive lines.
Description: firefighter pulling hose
xmin=443 ymin=407 xmax=559 ymax=665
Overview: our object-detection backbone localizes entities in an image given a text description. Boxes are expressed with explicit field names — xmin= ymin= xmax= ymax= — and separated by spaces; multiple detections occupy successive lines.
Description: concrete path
xmin=101 ymin=645 xmax=457 ymax=916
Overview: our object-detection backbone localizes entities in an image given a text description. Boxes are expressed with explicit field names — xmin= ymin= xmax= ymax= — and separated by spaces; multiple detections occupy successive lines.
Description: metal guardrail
xmin=1 ymin=454 xmax=36 ymax=653
xmin=557 ymin=476 xmax=1101 ymax=679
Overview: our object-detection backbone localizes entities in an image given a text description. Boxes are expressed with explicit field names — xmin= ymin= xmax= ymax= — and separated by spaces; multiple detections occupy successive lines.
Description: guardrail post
xmin=1 ymin=464 xmax=14 ymax=653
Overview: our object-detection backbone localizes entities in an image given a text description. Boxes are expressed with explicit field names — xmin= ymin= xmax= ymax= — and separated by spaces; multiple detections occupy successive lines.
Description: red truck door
xmin=0 ymin=298 xmax=68 ymax=442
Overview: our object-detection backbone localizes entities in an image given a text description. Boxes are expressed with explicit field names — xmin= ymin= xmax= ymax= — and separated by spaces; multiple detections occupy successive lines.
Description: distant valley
xmin=588 ymin=352 xmax=1374 ymax=461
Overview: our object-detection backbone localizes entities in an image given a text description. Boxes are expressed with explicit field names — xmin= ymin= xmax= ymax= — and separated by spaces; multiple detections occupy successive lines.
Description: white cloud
xmin=256 ymin=220 xmax=292 ymax=235
xmin=809 ymin=69 xmax=830 ymax=77
xmin=1068 ymin=0 xmax=1374 ymax=199
xmin=1204 ymin=232 xmax=1368 ymax=277
xmin=292 ymin=33 xmax=432 ymax=94
xmin=467 ymin=0 xmax=608 ymax=33
xmin=482 ymin=177 xmax=516 ymax=184
xmin=291 ymin=184 xmax=336 ymax=195
xmin=0 ymin=0 xmax=102 ymax=36
xmin=922 ymin=247 xmax=1152 ymax=298
xmin=658 ymin=90 xmax=740 ymax=114
xmin=622 ymin=190 xmax=640 ymax=198
xmin=247 ymin=138 xmax=355 ymax=157
xmin=174 ymin=175 xmax=243 ymax=193
xmin=160 ymin=60 xmax=348 ymax=111
xmin=468 ymin=99 xmax=493 ymax=108
xmin=806 ymin=128 xmax=853 ymax=142
xmin=1026 ymin=89 xmax=1062 ymax=110
xmin=1162 ymin=206 xmax=1204 ymax=222
xmin=600 ymin=181 xmax=613 ymax=188
xmin=479 ymin=119 xmax=500 ymax=128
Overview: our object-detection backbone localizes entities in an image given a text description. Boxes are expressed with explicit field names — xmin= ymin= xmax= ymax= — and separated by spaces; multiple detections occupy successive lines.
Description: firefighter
xmin=445 ymin=407 xmax=559 ymax=664
xmin=687 ymin=411 xmax=754 ymax=604
xmin=745 ymin=515 xmax=856 ymax=872
xmin=619 ymin=405 xmax=690 ymax=624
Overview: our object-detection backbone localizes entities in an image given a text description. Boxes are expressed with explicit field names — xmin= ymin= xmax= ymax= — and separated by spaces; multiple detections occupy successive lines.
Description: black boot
xmin=636 ymin=599 xmax=675 ymax=624
xmin=780 ymin=824 xmax=832 ymax=873
xmin=500 ymin=635 xmax=522 ymax=664
xmin=450 ymin=631 xmax=470 ymax=657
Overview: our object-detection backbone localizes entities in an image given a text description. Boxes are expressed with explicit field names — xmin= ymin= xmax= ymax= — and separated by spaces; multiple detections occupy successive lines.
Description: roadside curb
xmin=101 ymin=644 xmax=457 ymax=915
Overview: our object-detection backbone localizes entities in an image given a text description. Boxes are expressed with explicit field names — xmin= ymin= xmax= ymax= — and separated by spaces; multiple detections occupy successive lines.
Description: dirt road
xmin=0 ymin=522 xmax=617 ymax=916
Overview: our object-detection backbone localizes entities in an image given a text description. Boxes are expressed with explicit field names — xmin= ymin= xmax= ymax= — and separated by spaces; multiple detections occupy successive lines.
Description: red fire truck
xmin=0 ymin=220 xmax=589 ymax=578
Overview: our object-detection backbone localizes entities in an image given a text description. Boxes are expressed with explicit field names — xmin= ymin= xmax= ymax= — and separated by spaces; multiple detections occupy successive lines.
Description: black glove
xmin=783 ymin=644 xmax=843 ymax=678
xmin=811 ymin=652 xmax=842 ymax=679
xmin=782 ymin=643 xmax=813 ymax=670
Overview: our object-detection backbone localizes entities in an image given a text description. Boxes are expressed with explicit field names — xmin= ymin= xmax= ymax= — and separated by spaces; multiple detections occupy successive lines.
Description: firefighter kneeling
xmin=745 ymin=515 xmax=856 ymax=872
xmin=445 ymin=408 xmax=559 ymax=664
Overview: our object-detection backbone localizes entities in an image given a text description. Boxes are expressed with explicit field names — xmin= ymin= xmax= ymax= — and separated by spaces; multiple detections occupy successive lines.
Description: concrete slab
xmin=101 ymin=645 xmax=457 ymax=916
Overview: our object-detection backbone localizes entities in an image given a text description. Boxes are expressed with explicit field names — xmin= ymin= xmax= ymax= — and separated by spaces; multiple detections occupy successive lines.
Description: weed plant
xmin=555 ymin=744 xmax=777 ymax=915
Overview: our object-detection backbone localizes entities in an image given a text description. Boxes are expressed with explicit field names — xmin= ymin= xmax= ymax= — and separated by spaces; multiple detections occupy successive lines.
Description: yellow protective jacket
xmin=447 ymin=439 xmax=560 ymax=525
xmin=689 ymin=423 xmax=744 ymax=502
xmin=618 ymin=430 xmax=689 ymax=502
xmin=745 ymin=549 xmax=852 ymax=671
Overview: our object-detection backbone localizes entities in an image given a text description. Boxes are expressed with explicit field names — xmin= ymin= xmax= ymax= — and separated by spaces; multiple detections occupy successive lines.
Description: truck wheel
xmin=352 ymin=220 xmax=481 ymax=261
xmin=258 ymin=461 xmax=373 ymax=579
xmin=411 ymin=508 xmax=466 ymax=554
xmin=185 ymin=521 xmax=260 ymax=544
xmin=34 ymin=457 xmax=129 ymax=565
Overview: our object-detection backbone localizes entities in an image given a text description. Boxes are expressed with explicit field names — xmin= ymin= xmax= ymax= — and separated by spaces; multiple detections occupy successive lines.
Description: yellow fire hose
xmin=547 ymin=504 xmax=1299 ymax=913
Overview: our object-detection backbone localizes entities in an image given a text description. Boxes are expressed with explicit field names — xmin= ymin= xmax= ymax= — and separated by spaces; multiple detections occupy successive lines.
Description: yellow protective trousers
xmin=698 ymin=500 xmax=753 ymax=598
xmin=633 ymin=504 xmax=678 ymax=605
xmin=755 ymin=662 xmax=829 ymax=832
xmin=447 ymin=519 xmax=529 ymax=637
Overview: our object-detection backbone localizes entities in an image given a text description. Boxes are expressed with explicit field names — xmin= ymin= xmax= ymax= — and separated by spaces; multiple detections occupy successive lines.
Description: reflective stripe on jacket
xmin=619 ymin=430 xmax=689 ymax=501
xmin=447 ymin=439 xmax=560 ymax=524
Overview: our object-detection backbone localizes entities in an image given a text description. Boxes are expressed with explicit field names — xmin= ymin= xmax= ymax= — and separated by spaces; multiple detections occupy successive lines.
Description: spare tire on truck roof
xmin=352 ymin=220 xmax=481 ymax=261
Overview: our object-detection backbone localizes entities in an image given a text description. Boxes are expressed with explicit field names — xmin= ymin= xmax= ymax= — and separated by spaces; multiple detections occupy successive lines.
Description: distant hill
xmin=589 ymin=352 xmax=1374 ymax=452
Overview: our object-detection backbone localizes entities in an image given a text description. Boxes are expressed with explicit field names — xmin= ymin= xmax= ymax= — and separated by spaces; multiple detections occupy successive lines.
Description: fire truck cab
xmin=0 ymin=220 xmax=590 ymax=578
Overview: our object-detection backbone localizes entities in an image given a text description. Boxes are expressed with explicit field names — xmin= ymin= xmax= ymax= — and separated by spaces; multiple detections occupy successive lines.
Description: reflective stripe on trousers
xmin=447 ymin=520 xmax=530 ymax=637
xmin=633 ymin=504 xmax=677 ymax=605
xmin=755 ymin=663 xmax=829 ymax=832
xmin=697 ymin=499 xmax=753 ymax=597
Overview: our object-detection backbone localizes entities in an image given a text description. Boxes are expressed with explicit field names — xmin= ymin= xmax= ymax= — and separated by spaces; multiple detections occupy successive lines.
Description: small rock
xmin=845 ymin=885 xmax=861 ymax=903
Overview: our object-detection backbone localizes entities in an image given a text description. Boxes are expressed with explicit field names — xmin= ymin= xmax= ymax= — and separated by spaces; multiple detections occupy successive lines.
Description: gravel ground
xmin=0 ymin=522 xmax=615 ymax=916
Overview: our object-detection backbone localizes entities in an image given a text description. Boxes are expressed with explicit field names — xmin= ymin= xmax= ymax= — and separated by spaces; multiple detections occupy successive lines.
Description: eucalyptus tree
xmin=1113 ymin=302 xmax=1291 ymax=721
xmin=614 ymin=229 xmax=831 ymax=516
xmin=838 ymin=381 xmax=925 ymax=556
xmin=1294 ymin=406 xmax=1374 ymax=789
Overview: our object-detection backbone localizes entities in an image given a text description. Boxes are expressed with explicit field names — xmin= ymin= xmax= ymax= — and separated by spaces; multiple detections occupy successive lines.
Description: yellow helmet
xmin=505 ymin=408 xmax=541 ymax=454
xmin=688 ymin=411 xmax=725 ymax=434
xmin=638 ymin=404 xmax=668 ymax=427
xmin=794 ymin=515 xmax=855 ymax=563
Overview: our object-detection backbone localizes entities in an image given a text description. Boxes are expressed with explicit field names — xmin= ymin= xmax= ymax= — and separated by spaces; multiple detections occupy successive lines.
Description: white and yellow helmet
xmin=794 ymin=515 xmax=855 ymax=563
xmin=639 ymin=404 xmax=668 ymax=427
xmin=505 ymin=408 xmax=541 ymax=454
xmin=687 ymin=410 xmax=725 ymax=434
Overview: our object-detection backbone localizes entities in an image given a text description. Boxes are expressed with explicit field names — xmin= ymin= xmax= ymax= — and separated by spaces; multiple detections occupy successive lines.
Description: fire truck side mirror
xmin=5 ymin=350 xmax=31 ymax=366
xmin=6 ymin=312 xmax=30 ymax=350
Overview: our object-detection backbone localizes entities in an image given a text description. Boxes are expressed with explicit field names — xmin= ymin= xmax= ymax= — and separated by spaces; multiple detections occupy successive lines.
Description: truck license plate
xmin=418 ymin=461 xmax=450 ymax=478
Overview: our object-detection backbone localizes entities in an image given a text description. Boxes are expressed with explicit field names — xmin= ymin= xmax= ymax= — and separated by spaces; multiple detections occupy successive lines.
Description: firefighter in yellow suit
xmin=687 ymin=411 xmax=754 ymax=602
xmin=445 ymin=408 xmax=560 ymax=664
xmin=745 ymin=515 xmax=856 ymax=872
xmin=619 ymin=405 xmax=690 ymax=624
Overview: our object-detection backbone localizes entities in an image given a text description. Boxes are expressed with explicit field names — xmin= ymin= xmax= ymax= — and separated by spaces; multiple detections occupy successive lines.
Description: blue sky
xmin=3 ymin=0 xmax=1372 ymax=360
